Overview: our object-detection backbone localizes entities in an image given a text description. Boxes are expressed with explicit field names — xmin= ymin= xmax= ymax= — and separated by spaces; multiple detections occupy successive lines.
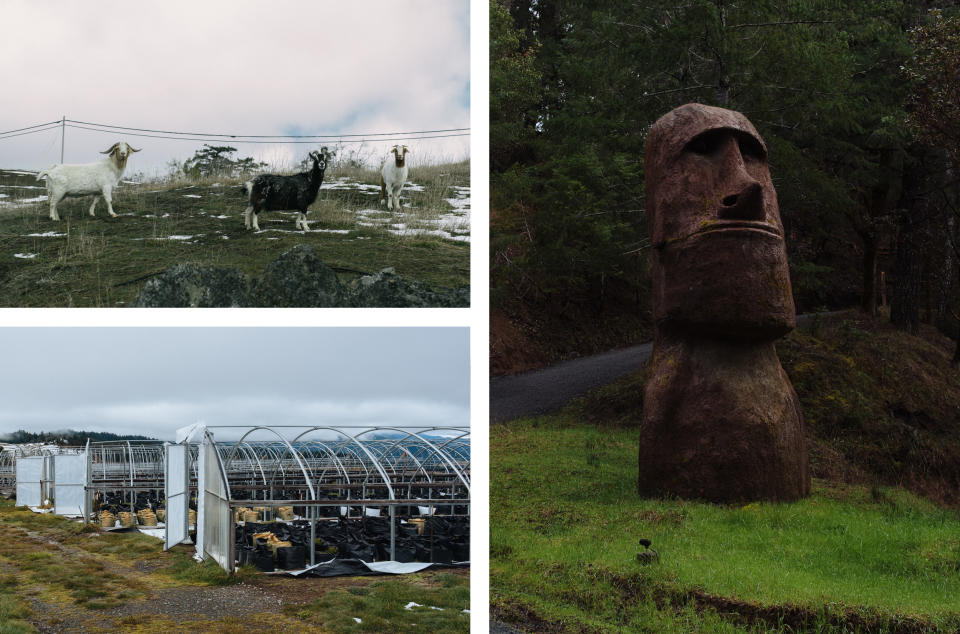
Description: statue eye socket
xmin=738 ymin=136 xmax=765 ymax=161
xmin=684 ymin=130 xmax=766 ymax=161
xmin=685 ymin=131 xmax=723 ymax=156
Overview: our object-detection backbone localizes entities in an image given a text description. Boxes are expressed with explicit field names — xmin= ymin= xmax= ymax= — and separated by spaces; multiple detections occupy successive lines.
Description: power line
xmin=0 ymin=121 xmax=61 ymax=136
xmin=0 ymin=124 xmax=62 ymax=140
xmin=64 ymin=123 xmax=469 ymax=145
xmin=66 ymin=118 xmax=470 ymax=139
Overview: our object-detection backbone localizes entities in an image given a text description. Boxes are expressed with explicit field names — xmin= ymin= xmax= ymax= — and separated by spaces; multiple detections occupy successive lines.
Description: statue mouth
xmin=693 ymin=220 xmax=782 ymax=239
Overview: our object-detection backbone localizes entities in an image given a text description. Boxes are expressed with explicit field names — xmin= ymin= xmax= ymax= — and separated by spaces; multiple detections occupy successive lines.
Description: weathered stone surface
xmin=250 ymin=244 xmax=346 ymax=307
xmin=130 ymin=244 xmax=467 ymax=308
xmin=352 ymin=268 xmax=469 ymax=307
xmin=639 ymin=103 xmax=810 ymax=503
xmin=130 ymin=264 xmax=250 ymax=307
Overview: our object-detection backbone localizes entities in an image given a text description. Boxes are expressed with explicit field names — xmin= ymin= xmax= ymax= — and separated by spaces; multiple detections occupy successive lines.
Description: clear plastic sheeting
xmin=199 ymin=425 xmax=471 ymax=573
xmin=201 ymin=432 xmax=232 ymax=571
xmin=53 ymin=453 xmax=87 ymax=516
xmin=15 ymin=455 xmax=45 ymax=507
xmin=164 ymin=442 xmax=189 ymax=550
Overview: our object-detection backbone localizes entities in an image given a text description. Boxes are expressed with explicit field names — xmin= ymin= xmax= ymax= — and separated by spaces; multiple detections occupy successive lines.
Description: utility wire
xmin=66 ymin=118 xmax=469 ymax=139
xmin=0 ymin=125 xmax=62 ymax=140
xmin=64 ymin=123 xmax=469 ymax=144
xmin=0 ymin=121 xmax=61 ymax=136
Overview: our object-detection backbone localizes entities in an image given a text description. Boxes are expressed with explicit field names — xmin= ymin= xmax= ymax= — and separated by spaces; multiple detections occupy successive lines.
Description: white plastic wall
xmin=164 ymin=443 xmax=189 ymax=550
xmin=15 ymin=456 xmax=45 ymax=507
xmin=201 ymin=437 xmax=232 ymax=571
xmin=53 ymin=454 xmax=87 ymax=516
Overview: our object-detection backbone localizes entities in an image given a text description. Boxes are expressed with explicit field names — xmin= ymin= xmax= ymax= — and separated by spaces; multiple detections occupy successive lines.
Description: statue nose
xmin=717 ymin=138 xmax=765 ymax=220
xmin=718 ymin=181 xmax=765 ymax=220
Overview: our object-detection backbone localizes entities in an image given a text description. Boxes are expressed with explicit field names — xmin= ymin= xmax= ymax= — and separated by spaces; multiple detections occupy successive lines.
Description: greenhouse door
xmin=15 ymin=456 xmax=45 ymax=507
xmin=200 ymin=434 xmax=232 ymax=572
xmin=164 ymin=443 xmax=190 ymax=550
xmin=53 ymin=454 xmax=87 ymax=517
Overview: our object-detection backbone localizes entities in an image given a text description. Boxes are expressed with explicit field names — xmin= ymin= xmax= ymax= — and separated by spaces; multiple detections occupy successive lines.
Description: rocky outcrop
xmin=130 ymin=264 xmax=250 ymax=308
xmin=131 ymin=244 xmax=468 ymax=308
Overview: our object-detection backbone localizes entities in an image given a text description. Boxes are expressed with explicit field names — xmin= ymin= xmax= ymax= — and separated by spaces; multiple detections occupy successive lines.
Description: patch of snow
xmin=313 ymin=229 xmax=350 ymax=234
xmin=25 ymin=232 xmax=66 ymax=237
xmin=0 ymin=184 xmax=45 ymax=190
xmin=404 ymin=182 xmax=425 ymax=192
xmin=14 ymin=253 xmax=37 ymax=259
xmin=353 ymin=618 xmax=361 ymax=624
xmin=214 ymin=215 xmax=229 ymax=219
xmin=445 ymin=197 xmax=471 ymax=210
xmin=183 ymin=194 xmax=202 ymax=198
xmin=3 ymin=170 xmax=38 ymax=176
xmin=166 ymin=235 xmax=196 ymax=240
xmin=14 ymin=196 xmax=48 ymax=203
xmin=404 ymin=602 xmax=422 ymax=611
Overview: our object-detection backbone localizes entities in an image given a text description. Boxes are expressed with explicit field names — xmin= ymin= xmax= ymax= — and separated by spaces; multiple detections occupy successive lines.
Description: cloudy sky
xmin=0 ymin=328 xmax=469 ymax=441
xmin=0 ymin=1 xmax=470 ymax=176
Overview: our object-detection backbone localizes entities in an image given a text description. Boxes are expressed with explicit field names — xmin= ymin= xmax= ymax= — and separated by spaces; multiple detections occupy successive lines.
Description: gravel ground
xmin=104 ymin=583 xmax=283 ymax=622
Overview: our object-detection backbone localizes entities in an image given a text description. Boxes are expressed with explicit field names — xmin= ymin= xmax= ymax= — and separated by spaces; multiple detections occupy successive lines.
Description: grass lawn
xmin=491 ymin=416 xmax=960 ymax=632
xmin=0 ymin=161 xmax=469 ymax=307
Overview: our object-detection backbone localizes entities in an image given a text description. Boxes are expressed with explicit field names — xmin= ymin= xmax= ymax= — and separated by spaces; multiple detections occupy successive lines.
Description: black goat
xmin=243 ymin=150 xmax=327 ymax=232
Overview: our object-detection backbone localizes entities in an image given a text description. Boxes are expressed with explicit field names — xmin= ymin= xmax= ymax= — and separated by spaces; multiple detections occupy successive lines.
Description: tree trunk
xmin=861 ymin=235 xmax=878 ymax=316
xmin=890 ymin=156 xmax=925 ymax=335
xmin=937 ymin=216 xmax=956 ymax=324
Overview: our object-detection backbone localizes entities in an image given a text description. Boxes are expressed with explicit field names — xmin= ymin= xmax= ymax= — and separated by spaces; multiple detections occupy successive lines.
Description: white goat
xmin=380 ymin=145 xmax=409 ymax=211
xmin=36 ymin=142 xmax=140 ymax=221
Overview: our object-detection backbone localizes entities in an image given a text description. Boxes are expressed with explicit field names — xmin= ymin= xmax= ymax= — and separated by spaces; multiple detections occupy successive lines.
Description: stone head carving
xmin=645 ymin=103 xmax=795 ymax=340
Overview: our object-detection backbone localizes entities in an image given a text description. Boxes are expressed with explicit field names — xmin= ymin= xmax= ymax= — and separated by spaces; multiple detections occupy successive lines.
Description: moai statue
xmin=638 ymin=103 xmax=810 ymax=502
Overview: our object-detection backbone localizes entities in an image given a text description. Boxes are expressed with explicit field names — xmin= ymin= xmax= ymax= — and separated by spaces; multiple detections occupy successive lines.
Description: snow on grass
xmin=14 ymin=253 xmax=37 ymax=259
xmin=321 ymin=178 xmax=380 ymax=192
xmin=445 ymin=197 xmax=470 ymax=210
xmin=0 ymin=195 xmax=48 ymax=206
xmin=25 ymin=232 xmax=66 ymax=237
xmin=183 ymin=194 xmax=202 ymax=198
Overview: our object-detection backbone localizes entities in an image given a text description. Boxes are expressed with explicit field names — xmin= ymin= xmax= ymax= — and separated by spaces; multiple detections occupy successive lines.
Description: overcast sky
xmin=0 ymin=328 xmax=469 ymax=441
xmin=0 ymin=1 xmax=470 ymax=176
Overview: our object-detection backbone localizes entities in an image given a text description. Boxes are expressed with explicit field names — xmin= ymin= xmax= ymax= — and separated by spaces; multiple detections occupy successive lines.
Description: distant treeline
xmin=0 ymin=430 xmax=156 ymax=444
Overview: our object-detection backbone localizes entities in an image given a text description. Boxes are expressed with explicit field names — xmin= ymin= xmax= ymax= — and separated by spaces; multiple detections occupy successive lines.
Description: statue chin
xmin=654 ymin=229 xmax=796 ymax=341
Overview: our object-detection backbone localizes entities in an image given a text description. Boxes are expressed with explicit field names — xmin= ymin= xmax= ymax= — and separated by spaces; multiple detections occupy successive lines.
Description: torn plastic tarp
xmin=273 ymin=558 xmax=469 ymax=578
xmin=175 ymin=422 xmax=206 ymax=444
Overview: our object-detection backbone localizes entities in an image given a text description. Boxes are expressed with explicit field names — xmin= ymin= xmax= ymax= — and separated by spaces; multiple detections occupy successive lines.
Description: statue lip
xmin=693 ymin=220 xmax=782 ymax=239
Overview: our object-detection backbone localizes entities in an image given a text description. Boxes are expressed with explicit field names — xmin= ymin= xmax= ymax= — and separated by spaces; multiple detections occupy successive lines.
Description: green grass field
xmin=491 ymin=417 xmax=960 ymax=632
xmin=0 ymin=161 xmax=469 ymax=307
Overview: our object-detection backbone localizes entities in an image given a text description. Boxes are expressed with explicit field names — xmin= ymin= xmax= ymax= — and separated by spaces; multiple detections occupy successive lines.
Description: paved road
xmin=490 ymin=342 xmax=653 ymax=423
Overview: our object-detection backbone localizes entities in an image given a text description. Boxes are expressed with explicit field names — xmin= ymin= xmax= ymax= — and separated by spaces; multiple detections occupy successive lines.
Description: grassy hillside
xmin=0 ymin=162 xmax=469 ymax=307
xmin=0 ymin=499 xmax=469 ymax=633
xmin=491 ymin=311 xmax=960 ymax=632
